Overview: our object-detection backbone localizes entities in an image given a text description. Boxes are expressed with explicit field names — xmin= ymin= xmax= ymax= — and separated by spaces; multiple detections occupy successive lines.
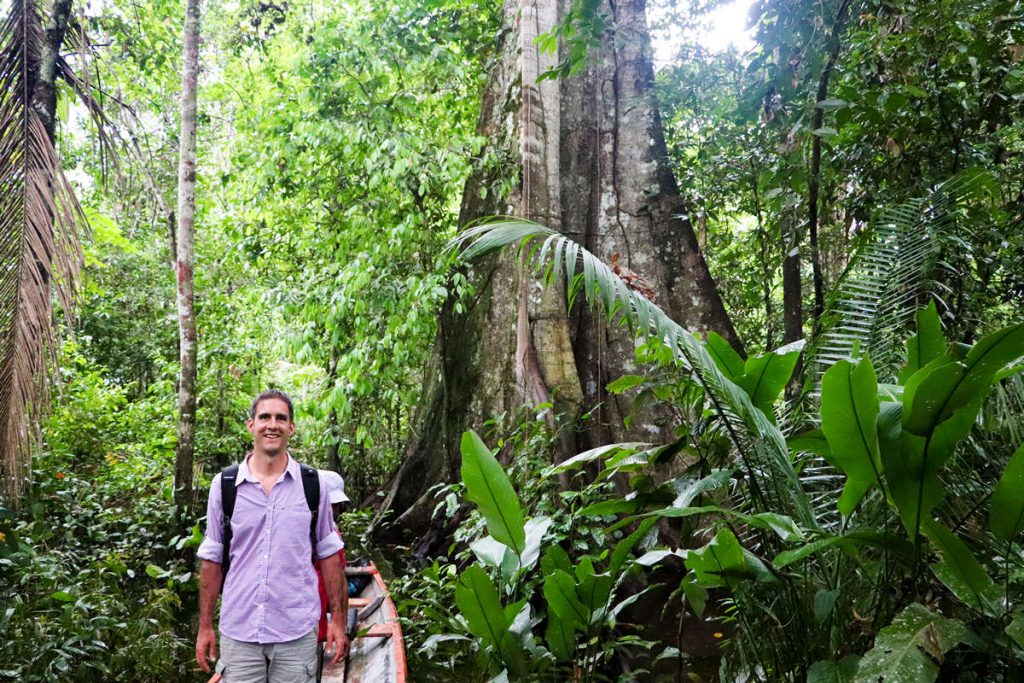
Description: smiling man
xmin=195 ymin=389 xmax=348 ymax=682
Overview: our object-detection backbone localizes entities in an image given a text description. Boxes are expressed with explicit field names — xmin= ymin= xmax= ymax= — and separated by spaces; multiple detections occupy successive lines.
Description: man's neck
xmin=247 ymin=449 xmax=290 ymax=479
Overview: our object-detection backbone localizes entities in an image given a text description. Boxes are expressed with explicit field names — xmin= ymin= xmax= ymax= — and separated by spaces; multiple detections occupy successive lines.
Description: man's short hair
xmin=250 ymin=389 xmax=295 ymax=421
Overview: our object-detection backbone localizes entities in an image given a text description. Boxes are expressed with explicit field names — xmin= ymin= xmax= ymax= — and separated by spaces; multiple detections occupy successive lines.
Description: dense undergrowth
xmin=0 ymin=355 xmax=199 ymax=681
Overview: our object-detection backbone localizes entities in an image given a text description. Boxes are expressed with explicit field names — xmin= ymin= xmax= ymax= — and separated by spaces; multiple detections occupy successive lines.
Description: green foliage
xmin=460 ymin=431 xmax=526 ymax=556
xmin=463 ymin=221 xmax=1024 ymax=680
xmin=0 ymin=350 xmax=195 ymax=681
xmin=854 ymin=603 xmax=966 ymax=683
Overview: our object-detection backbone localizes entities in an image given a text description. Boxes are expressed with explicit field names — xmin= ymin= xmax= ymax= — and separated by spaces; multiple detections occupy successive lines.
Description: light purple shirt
xmin=198 ymin=454 xmax=345 ymax=644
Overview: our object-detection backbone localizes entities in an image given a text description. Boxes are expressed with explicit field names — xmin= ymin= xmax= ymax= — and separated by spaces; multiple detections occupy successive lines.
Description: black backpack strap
xmin=220 ymin=464 xmax=241 ymax=584
xmin=299 ymin=463 xmax=321 ymax=563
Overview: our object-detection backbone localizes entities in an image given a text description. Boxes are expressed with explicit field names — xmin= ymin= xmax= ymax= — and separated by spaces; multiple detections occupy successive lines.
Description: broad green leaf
xmin=145 ymin=564 xmax=167 ymax=579
xmin=549 ymin=442 xmax=650 ymax=474
xmin=575 ymin=557 xmax=614 ymax=624
xmin=884 ymin=433 xmax=945 ymax=538
xmin=460 ymin=431 xmax=525 ymax=555
xmin=606 ymin=374 xmax=646 ymax=394
xmin=903 ymin=323 xmax=1024 ymax=436
xmin=517 ymin=516 xmax=552 ymax=572
xmin=775 ymin=531 xmax=915 ymax=568
xmin=923 ymin=520 xmax=994 ymax=611
xmin=540 ymin=545 xmax=573 ymax=576
xmin=1006 ymin=613 xmax=1024 ymax=649
xmin=990 ymin=442 xmax=1024 ymax=541
xmin=670 ymin=468 xmax=733 ymax=508
xmin=50 ymin=591 xmax=75 ymax=603
xmin=578 ymin=498 xmax=647 ymax=517
xmin=820 ymin=358 xmax=883 ymax=514
xmin=899 ymin=302 xmax=946 ymax=383
xmin=680 ymin=572 xmax=708 ymax=617
xmin=814 ymin=589 xmax=838 ymax=622
xmin=787 ymin=429 xmax=831 ymax=459
xmin=609 ymin=517 xmax=658 ymax=575
xmin=855 ymin=604 xmax=966 ymax=683
xmin=686 ymin=529 xmax=773 ymax=587
xmin=544 ymin=611 xmax=576 ymax=662
xmin=456 ymin=566 xmax=525 ymax=675
xmin=706 ymin=331 xmax=745 ymax=379
xmin=471 ymin=535 xmax=512 ymax=570
xmin=748 ymin=512 xmax=804 ymax=542
xmin=543 ymin=569 xmax=588 ymax=627
xmin=807 ymin=655 xmax=859 ymax=682
xmin=636 ymin=549 xmax=683 ymax=566
xmin=736 ymin=346 xmax=801 ymax=422
xmin=456 ymin=565 xmax=508 ymax=645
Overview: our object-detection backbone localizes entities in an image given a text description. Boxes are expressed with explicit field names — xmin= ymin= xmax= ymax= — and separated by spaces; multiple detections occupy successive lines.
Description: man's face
xmin=247 ymin=398 xmax=295 ymax=457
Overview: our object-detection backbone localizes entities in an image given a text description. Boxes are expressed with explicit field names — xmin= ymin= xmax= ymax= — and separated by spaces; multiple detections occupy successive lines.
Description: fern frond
xmin=805 ymin=170 xmax=998 ymax=388
xmin=454 ymin=220 xmax=818 ymax=529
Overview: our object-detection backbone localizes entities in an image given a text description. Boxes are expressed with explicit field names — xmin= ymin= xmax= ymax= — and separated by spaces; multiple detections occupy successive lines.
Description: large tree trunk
xmin=374 ymin=0 xmax=738 ymax=541
xmin=173 ymin=0 xmax=200 ymax=514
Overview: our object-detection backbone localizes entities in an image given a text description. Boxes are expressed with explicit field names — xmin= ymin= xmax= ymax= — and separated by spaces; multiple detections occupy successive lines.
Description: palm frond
xmin=454 ymin=220 xmax=818 ymax=530
xmin=0 ymin=0 xmax=84 ymax=499
xmin=804 ymin=170 xmax=998 ymax=388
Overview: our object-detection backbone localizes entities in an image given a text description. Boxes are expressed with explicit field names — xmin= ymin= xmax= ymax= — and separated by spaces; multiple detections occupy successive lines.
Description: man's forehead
xmin=253 ymin=398 xmax=291 ymax=416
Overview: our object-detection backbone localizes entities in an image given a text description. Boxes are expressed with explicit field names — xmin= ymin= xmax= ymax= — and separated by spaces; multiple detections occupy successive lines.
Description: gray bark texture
xmin=375 ymin=0 xmax=738 ymax=542
xmin=173 ymin=0 xmax=200 ymax=514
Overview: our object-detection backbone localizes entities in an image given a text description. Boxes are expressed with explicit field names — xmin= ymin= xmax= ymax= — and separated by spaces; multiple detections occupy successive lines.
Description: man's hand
xmin=324 ymin=620 xmax=349 ymax=666
xmin=196 ymin=624 xmax=218 ymax=673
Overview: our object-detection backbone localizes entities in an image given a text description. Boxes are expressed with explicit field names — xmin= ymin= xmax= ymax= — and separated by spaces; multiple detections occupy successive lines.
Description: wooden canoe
xmin=321 ymin=562 xmax=408 ymax=683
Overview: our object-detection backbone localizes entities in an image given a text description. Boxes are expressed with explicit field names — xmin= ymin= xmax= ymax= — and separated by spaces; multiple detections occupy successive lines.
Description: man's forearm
xmin=319 ymin=552 xmax=347 ymax=627
xmin=198 ymin=560 xmax=223 ymax=629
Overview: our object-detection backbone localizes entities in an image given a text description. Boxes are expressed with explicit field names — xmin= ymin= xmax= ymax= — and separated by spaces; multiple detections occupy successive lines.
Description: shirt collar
xmin=236 ymin=452 xmax=297 ymax=486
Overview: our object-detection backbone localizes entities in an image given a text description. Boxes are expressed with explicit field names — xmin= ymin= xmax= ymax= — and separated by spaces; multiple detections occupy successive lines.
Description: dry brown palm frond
xmin=0 ymin=0 xmax=84 ymax=500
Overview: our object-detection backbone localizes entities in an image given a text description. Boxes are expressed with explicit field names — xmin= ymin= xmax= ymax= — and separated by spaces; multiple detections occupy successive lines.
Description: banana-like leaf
xmin=706 ymin=331 xmax=745 ymax=379
xmin=608 ymin=517 xmax=658 ymax=575
xmin=686 ymin=528 xmax=775 ymax=588
xmin=854 ymin=603 xmax=966 ymax=683
xmin=923 ymin=520 xmax=994 ymax=612
xmin=898 ymin=302 xmax=945 ymax=383
xmin=903 ymin=323 xmax=1024 ymax=436
xmin=891 ymin=322 xmax=1024 ymax=537
xmin=456 ymin=565 xmax=508 ymax=643
xmin=543 ymin=569 xmax=588 ymax=627
xmin=517 ymin=515 xmax=552 ymax=573
xmin=455 ymin=565 xmax=525 ymax=675
xmin=990 ymin=442 xmax=1024 ymax=542
xmin=736 ymin=341 xmax=803 ymax=424
xmin=460 ymin=430 xmax=525 ymax=555
xmin=544 ymin=611 xmax=576 ymax=662
xmin=575 ymin=556 xmax=614 ymax=624
xmin=820 ymin=358 xmax=883 ymax=514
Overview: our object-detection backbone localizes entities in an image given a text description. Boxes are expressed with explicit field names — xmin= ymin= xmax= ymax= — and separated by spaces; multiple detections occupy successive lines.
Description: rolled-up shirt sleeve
xmin=315 ymin=489 xmax=344 ymax=559
xmin=197 ymin=473 xmax=225 ymax=563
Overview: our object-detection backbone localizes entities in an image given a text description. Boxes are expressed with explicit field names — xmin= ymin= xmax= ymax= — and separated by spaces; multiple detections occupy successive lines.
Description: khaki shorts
xmin=216 ymin=628 xmax=318 ymax=683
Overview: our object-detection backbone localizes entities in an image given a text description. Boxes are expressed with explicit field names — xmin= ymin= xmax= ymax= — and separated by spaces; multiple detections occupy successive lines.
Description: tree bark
xmin=374 ymin=0 xmax=738 ymax=540
xmin=173 ymin=0 xmax=201 ymax=514
xmin=781 ymin=211 xmax=802 ymax=344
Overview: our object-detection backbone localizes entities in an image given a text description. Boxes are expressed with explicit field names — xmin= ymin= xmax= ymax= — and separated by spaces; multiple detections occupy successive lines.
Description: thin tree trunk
xmin=781 ymin=212 xmax=802 ymax=344
xmin=807 ymin=0 xmax=852 ymax=324
xmin=173 ymin=0 xmax=201 ymax=514
xmin=30 ymin=0 xmax=73 ymax=143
